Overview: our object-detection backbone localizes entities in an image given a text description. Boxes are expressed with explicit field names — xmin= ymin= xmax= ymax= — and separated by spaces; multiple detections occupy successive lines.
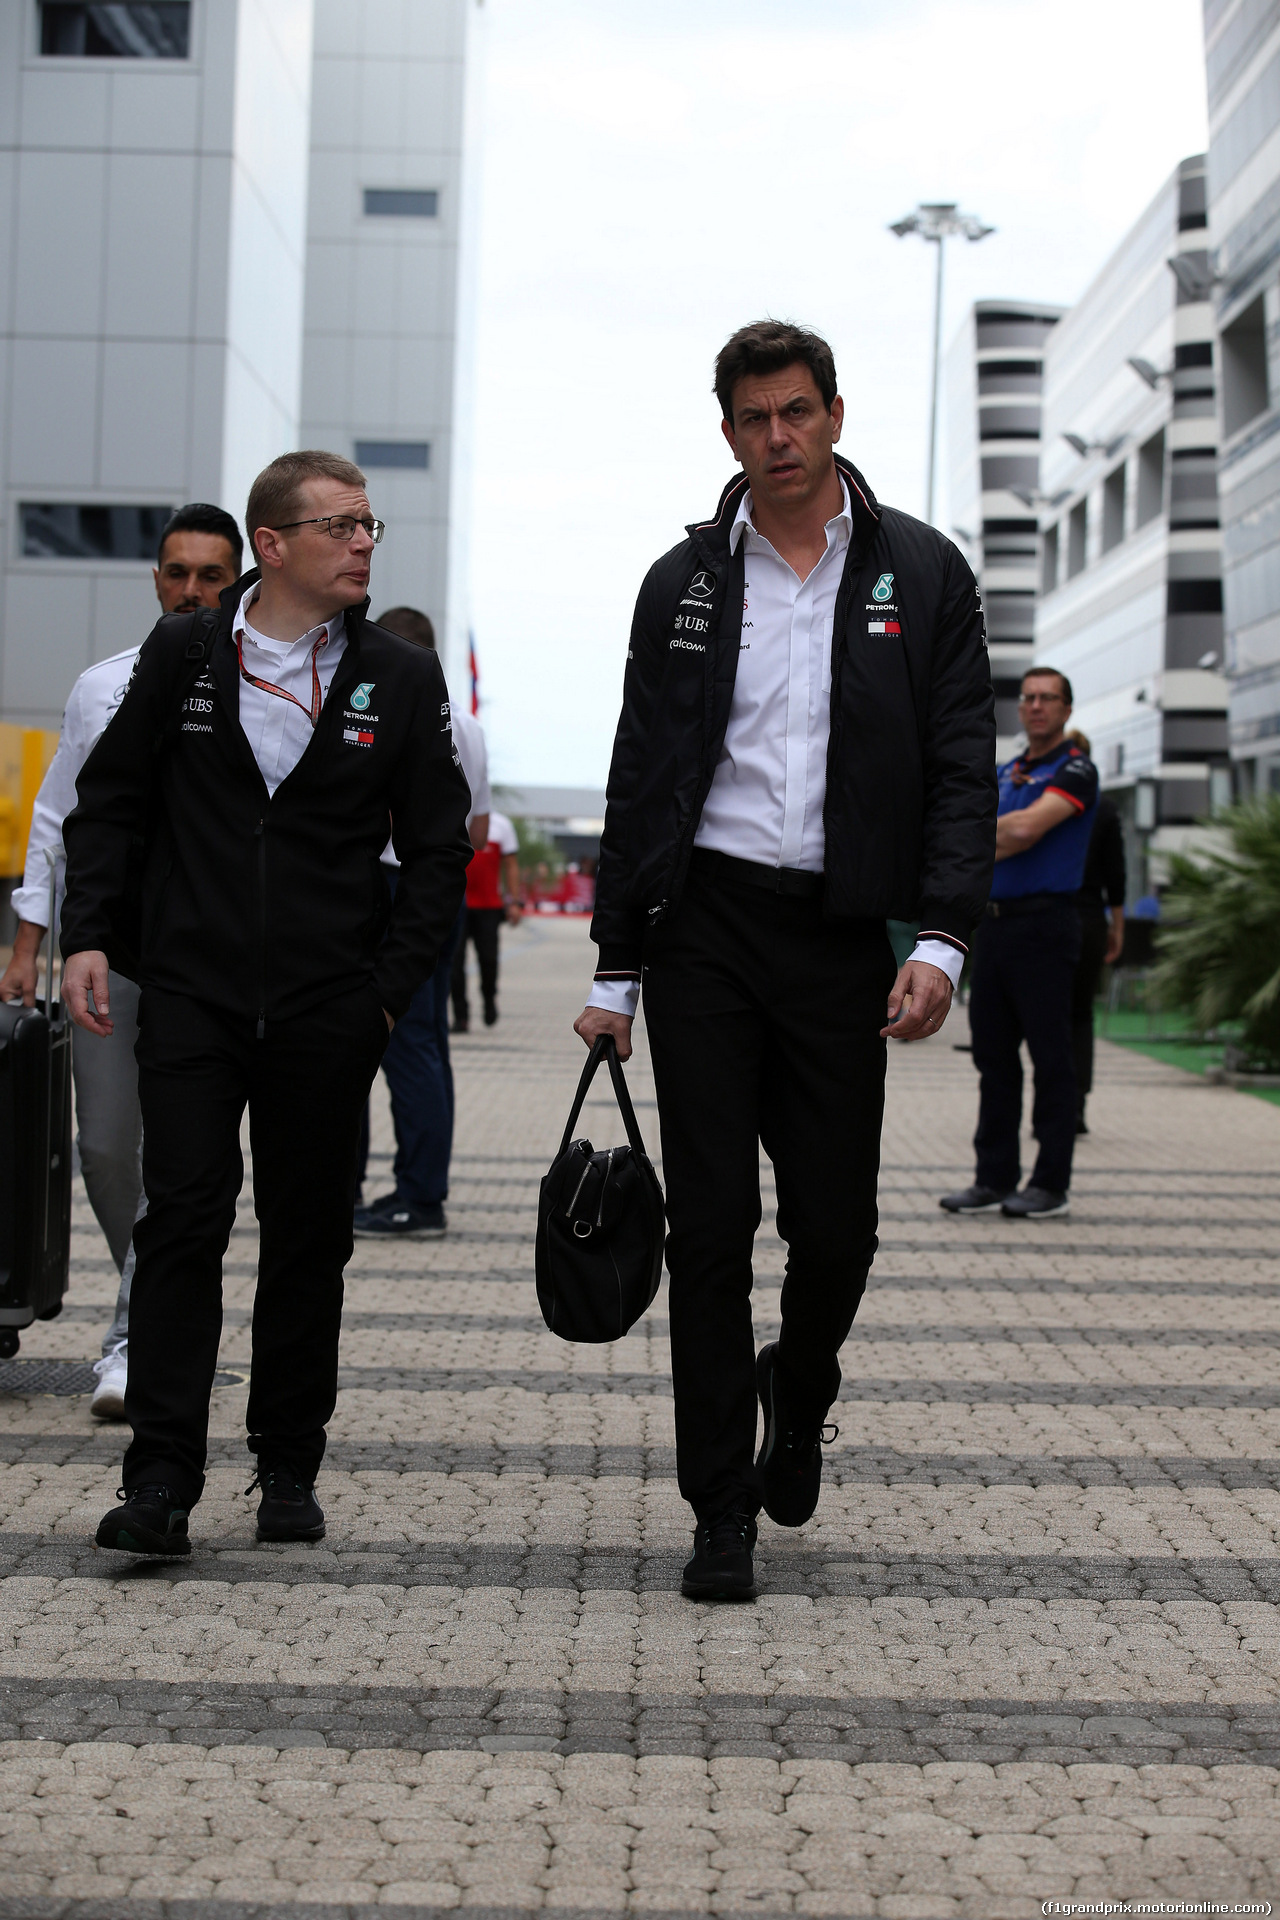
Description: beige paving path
xmin=2 ymin=915 xmax=1279 ymax=1918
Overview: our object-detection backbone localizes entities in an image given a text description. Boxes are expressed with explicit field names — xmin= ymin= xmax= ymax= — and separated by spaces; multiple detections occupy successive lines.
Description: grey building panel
xmin=979 ymin=405 xmax=1041 ymax=439
xmin=980 ymin=453 xmax=1039 ymax=490
xmin=1208 ymin=40 xmax=1280 ymax=194
xmin=1206 ymin=0 xmax=1279 ymax=112
xmin=1161 ymin=713 xmax=1231 ymax=755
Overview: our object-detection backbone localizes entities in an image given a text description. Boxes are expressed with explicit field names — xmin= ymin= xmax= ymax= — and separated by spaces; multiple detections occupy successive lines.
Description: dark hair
xmin=376 ymin=605 xmax=435 ymax=650
xmin=714 ymin=320 xmax=838 ymax=424
xmin=1022 ymin=665 xmax=1073 ymax=705
xmin=245 ymin=450 xmax=366 ymax=557
xmin=158 ymin=502 xmax=243 ymax=571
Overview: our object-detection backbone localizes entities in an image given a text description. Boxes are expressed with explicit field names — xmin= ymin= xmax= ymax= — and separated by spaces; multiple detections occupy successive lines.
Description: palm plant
xmin=1151 ymin=794 xmax=1280 ymax=1069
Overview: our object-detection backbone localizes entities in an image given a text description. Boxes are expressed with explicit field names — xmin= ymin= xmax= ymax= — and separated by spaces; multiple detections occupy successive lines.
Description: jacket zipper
xmin=254 ymin=817 xmax=267 ymax=1039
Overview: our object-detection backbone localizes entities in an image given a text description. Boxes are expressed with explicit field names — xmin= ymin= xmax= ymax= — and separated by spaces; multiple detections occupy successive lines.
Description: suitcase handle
xmin=43 ymin=847 xmax=57 ymax=1015
xmin=556 ymin=1034 xmax=650 ymax=1164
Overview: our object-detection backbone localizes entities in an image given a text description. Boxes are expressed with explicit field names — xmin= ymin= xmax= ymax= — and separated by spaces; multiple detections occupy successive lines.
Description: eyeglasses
xmin=275 ymin=515 xmax=385 ymax=543
xmin=1019 ymin=692 xmax=1065 ymax=707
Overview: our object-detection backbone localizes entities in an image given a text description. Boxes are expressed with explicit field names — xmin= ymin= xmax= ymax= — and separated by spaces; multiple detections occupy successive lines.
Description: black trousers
xmin=641 ymin=867 xmax=895 ymax=1523
xmin=123 ymin=985 xmax=389 ymax=1508
xmin=969 ymin=903 xmax=1081 ymax=1196
xmin=450 ymin=906 xmax=501 ymax=1022
xmin=1072 ymin=907 xmax=1109 ymax=1110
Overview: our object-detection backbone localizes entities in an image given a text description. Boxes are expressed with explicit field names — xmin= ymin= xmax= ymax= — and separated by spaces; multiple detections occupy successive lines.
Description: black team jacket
xmin=591 ymin=454 xmax=997 ymax=977
xmin=61 ymin=570 xmax=473 ymax=1026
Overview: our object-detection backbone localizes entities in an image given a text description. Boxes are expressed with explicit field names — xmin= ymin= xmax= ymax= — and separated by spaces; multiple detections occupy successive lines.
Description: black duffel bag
xmin=536 ymin=1035 xmax=665 ymax=1342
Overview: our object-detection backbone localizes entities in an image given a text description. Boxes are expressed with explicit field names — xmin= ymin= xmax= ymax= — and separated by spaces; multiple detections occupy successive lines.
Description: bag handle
xmin=556 ymin=1034 xmax=651 ymax=1162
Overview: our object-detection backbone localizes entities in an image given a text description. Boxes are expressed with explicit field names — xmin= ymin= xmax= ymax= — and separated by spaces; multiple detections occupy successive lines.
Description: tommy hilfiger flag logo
xmin=868 ymin=620 xmax=901 ymax=635
xmin=343 ymin=727 xmax=375 ymax=747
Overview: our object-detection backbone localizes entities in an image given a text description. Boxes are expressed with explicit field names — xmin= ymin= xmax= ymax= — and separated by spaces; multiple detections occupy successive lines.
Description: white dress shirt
xmin=11 ymin=645 xmax=141 ymax=930
xmin=588 ymin=483 xmax=963 ymax=1017
xmin=233 ymin=586 xmax=346 ymax=798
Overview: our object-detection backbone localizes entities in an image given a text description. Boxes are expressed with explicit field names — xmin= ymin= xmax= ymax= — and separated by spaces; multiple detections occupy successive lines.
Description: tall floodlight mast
xmin=889 ymin=203 xmax=995 ymax=525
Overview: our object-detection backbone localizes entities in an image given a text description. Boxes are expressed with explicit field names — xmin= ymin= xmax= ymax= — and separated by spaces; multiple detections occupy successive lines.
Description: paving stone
xmin=1 ymin=919 xmax=1279 ymax=1916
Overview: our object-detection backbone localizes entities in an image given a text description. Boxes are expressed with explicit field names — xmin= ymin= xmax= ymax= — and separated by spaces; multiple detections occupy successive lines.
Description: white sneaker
xmin=90 ymin=1343 xmax=128 ymax=1421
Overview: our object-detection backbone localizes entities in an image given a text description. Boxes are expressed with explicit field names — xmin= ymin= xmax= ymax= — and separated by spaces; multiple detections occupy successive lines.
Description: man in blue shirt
xmin=941 ymin=667 xmax=1098 ymax=1219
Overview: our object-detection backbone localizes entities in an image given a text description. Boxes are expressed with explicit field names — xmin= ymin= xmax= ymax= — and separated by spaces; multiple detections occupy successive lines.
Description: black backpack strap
xmin=556 ymin=1034 xmax=650 ymax=1161
xmin=155 ymin=606 xmax=217 ymax=752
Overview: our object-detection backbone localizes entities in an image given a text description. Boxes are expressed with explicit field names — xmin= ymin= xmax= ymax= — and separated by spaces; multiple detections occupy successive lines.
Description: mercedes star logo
xmin=688 ymin=571 xmax=715 ymax=599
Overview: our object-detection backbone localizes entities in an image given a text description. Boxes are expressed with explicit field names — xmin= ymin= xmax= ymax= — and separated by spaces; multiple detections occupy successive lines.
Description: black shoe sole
xmin=939 ymin=1197 xmax=1009 ymax=1213
xmin=680 ymin=1573 xmax=756 ymax=1601
xmin=257 ymin=1521 xmax=326 ymax=1542
xmin=756 ymin=1343 xmax=822 ymax=1528
xmin=96 ymin=1517 xmax=191 ymax=1556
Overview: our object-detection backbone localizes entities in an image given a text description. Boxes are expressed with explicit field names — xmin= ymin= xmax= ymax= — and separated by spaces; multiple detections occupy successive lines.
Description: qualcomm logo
xmin=349 ymin=682 xmax=375 ymax=712
xmin=871 ymin=573 xmax=895 ymax=603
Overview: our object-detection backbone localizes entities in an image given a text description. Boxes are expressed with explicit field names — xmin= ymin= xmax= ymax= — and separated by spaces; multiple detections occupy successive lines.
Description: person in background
xmin=62 ymin=450 xmax=472 ymax=1557
xmin=451 ymin=810 xmax=521 ymax=1031
xmin=1066 ymin=730 xmax=1125 ymax=1134
xmin=353 ymin=605 xmax=491 ymax=1240
xmin=0 ymin=503 xmax=243 ymax=1419
xmin=941 ymin=667 xmax=1099 ymax=1221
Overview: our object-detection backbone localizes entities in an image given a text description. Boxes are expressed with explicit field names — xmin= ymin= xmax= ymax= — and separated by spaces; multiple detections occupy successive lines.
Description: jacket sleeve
xmin=1100 ymin=799 xmax=1127 ymax=907
xmin=373 ymin=651 xmax=474 ymax=1019
xmin=60 ymin=620 xmax=175 ymax=960
xmin=589 ymin=562 xmax=669 ymax=976
xmin=917 ymin=546 xmax=998 ymax=948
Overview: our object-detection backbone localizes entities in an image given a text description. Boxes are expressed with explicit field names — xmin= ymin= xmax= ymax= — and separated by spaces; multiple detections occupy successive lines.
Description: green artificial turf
xmin=1097 ymin=1006 xmax=1280 ymax=1106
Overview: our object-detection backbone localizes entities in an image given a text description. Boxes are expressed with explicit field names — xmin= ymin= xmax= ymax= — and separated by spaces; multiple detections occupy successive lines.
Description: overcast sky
xmin=466 ymin=0 xmax=1209 ymax=792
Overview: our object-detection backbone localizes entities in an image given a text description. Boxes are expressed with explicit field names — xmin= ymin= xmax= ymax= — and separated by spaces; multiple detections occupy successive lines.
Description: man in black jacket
xmin=61 ymin=450 xmax=472 ymax=1556
xmin=575 ymin=322 xmax=996 ymax=1600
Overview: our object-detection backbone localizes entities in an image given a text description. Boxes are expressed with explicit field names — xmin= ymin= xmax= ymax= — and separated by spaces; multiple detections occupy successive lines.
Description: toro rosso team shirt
xmin=990 ymin=739 xmax=1099 ymax=901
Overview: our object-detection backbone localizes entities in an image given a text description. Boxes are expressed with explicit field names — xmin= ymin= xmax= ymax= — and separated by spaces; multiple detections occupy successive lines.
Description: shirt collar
xmin=728 ymin=477 xmax=852 ymax=557
xmin=234 ymin=585 xmax=344 ymax=656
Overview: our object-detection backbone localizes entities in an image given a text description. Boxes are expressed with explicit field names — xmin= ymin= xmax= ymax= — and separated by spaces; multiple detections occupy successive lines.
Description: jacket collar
xmin=214 ymin=568 xmax=372 ymax=647
xmin=685 ymin=452 xmax=881 ymax=563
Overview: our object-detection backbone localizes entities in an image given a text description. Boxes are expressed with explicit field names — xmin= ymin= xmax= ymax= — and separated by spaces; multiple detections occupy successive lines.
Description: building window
xmin=363 ymin=189 xmax=439 ymax=218
xmin=1101 ymin=463 xmax=1126 ymax=553
xmin=20 ymin=503 xmax=173 ymax=560
xmin=1220 ymin=294 xmax=1270 ymax=438
xmin=1066 ymin=500 xmax=1087 ymax=578
xmin=1136 ymin=429 xmax=1165 ymax=527
xmin=355 ymin=441 xmax=430 ymax=470
xmin=40 ymin=3 xmax=191 ymax=57
xmin=1041 ymin=523 xmax=1059 ymax=592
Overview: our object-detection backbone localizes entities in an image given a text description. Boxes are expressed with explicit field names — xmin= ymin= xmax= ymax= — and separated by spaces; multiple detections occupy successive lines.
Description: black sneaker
xmin=483 ymin=997 xmax=498 ymax=1027
xmin=755 ymin=1342 xmax=837 ymax=1527
xmin=1002 ymin=1185 xmax=1070 ymax=1219
xmin=681 ymin=1511 xmax=757 ymax=1601
xmin=250 ymin=1465 xmax=326 ymax=1542
xmin=96 ymin=1484 xmax=191 ymax=1557
xmin=939 ymin=1183 xmax=1012 ymax=1214
xmin=353 ymin=1199 xmax=446 ymax=1238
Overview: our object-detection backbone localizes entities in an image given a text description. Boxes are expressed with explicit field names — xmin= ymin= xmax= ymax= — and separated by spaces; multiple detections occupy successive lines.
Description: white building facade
xmin=0 ymin=0 xmax=478 ymax=732
xmin=1203 ymin=0 xmax=1280 ymax=793
xmin=945 ymin=299 xmax=1063 ymax=760
xmin=1034 ymin=155 xmax=1231 ymax=886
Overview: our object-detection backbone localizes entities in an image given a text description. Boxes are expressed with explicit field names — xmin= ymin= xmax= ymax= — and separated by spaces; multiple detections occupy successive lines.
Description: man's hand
xmin=1104 ymin=907 xmax=1125 ymax=966
xmin=881 ymin=959 xmax=953 ymax=1042
xmin=62 ymin=950 xmax=113 ymax=1037
xmin=0 ymin=921 xmax=44 ymax=1006
xmin=574 ymin=1005 xmax=634 ymax=1062
xmin=505 ymin=901 xmax=524 ymax=926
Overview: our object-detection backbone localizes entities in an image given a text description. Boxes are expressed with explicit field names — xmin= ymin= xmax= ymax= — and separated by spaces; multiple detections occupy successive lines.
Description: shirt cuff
xmin=587 ymin=975 xmax=641 ymax=1018
xmin=909 ymin=938 xmax=964 ymax=990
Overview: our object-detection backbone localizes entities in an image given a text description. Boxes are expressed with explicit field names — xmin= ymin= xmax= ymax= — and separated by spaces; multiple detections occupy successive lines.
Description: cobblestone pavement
xmin=2 ymin=916 xmax=1279 ymax=1919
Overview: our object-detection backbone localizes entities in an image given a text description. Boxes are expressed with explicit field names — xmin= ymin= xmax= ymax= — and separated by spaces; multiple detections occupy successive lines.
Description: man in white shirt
xmin=0 ymin=504 xmax=243 ymax=1417
xmin=353 ymin=605 xmax=492 ymax=1239
xmin=575 ymin=322 xmax=996 ymax=1600
xmin=61 ymin=450 xmax=472 ymax=1557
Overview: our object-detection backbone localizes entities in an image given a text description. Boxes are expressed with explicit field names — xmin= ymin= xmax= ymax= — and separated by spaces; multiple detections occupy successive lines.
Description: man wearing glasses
xmin=60 ymin=451 xmax=472 ymax=1556
xmin=941 ymin=666 xmax=1098 ymax=1221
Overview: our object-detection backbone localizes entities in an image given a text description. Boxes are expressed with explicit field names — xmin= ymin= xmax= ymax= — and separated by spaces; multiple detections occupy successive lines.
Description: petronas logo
xmin=872 ymin=573 xmax=895 ymax=603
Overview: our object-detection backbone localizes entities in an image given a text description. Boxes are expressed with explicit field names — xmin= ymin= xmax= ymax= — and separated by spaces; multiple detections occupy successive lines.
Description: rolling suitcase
xmin=0 ymin=855 xmax=72 ymax=1358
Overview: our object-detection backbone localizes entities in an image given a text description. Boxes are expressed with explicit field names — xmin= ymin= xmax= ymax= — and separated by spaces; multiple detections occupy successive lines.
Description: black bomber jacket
xmin=61 ymin=571 xmax=473 ymax=1024
xmin=591 ymin=454 xmax=997 ymax=974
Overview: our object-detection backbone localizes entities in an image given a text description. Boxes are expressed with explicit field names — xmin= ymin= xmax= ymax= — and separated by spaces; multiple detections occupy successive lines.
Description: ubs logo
xmin=687 ymin=571 xmax=715 ymax=600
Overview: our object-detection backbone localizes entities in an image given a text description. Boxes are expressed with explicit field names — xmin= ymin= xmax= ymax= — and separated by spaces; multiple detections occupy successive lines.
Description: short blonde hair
xmin=246 ymin=451 xmax=366 ymax=556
